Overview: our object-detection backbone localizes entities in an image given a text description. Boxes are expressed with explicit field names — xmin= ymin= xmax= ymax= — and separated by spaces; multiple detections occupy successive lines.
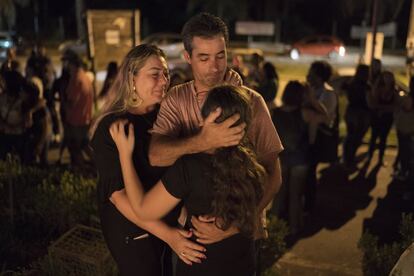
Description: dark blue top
xmin=272 ymin=107 xmax=309 ymax=166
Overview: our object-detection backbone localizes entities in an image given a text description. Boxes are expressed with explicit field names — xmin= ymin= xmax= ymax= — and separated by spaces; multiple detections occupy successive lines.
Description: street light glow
xmin=339 ymin=46 xmax=346 ymax=56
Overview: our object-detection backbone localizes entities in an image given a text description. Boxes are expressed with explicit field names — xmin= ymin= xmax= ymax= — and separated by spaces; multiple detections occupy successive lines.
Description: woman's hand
xmin=23 ymin=112 xmax=33 ymax=128
xmin=166 ymin=228 xmax=207 ymax=265
xmin=109 ymin=120 xmax=135 ymax=158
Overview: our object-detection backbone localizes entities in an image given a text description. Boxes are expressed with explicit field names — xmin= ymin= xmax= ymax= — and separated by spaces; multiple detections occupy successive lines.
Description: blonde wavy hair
xmin=89 ymin=44 xmax=167 ymax=137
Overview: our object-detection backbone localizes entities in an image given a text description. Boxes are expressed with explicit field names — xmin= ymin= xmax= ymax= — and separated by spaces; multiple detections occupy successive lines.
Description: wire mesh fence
xmin=48 ymin=224 xmax=116 ymax=276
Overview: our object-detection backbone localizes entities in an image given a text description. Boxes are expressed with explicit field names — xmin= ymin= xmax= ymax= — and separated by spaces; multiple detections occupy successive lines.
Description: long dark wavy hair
xmin=201 ymin=85 xmax=266 ymax=237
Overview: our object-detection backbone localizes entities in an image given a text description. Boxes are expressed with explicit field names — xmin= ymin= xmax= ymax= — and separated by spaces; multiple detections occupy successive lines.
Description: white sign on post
xmin=351 ymin=22 xmax=396 ymax=38
xmin=105 ymin=30 xmax=120 ymax=45
xmin=235 ymin=21 xmax=275 ymax=36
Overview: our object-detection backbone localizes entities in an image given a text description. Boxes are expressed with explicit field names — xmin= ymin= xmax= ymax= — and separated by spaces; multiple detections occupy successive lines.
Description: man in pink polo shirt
xmin=149 ymin=13 xmax=283 ymax=273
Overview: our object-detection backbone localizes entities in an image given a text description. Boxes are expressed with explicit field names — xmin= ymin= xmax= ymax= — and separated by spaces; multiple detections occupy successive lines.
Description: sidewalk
xmin=271 ymin=145 xmax=410 ymax=275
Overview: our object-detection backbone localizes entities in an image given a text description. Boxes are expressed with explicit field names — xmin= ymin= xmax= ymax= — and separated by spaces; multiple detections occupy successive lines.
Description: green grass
xmin=275 ymin=63 xmax=309 ymax=81
xmin=393 ymin=68 xmax=409 ymax=88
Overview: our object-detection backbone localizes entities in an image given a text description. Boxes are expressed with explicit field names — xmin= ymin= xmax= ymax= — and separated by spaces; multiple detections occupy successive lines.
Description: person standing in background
xmin=62 ymin=49 xmax=94 ymax=167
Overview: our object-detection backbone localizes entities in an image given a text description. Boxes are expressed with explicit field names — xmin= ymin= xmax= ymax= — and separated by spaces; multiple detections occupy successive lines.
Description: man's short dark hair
xmin=181 ymin=12 xmax=229 ymax=55
xmin=61 ymin=49 xmax=82 ymax=68
xmin=309 ymin=61 xmax=332 ymax=83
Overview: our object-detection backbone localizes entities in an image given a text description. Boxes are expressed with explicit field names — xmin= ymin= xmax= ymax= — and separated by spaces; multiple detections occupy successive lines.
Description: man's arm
xmin=149 ymin=133 xmax=207 ymax=167
xmin=257 ymin=152 xmax=282 ymax=212
xmin=149 ymin=108 xmax=245 ymax=166
xmin=246 ymin=92 xmax=283 ymax=211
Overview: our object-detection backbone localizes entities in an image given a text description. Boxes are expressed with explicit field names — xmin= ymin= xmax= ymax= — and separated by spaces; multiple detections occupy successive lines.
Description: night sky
xmin=10 ymin=0 xmax=413 ymax=47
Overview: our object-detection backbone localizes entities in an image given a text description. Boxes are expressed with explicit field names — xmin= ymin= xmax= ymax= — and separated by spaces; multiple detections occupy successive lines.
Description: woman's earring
xmin=131 ymin=92 xmax=138 ymax=102
xmin=129 ymin=86 xmax=142 ymax=107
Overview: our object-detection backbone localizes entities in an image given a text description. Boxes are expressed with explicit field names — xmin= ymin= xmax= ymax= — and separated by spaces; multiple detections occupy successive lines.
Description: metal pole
xmin=407 ymin=0 xmax=414 ymax=46
xmin=7 ymin=155 xmax=16 ymax=232
xmin=34 ymin=0 xmax=39 ymax=41
xmin=85 ymin=11 xmax=97 ymax=111
xmin=9 ymin=179 xmax=14 ymax=231
xmin=370 ymin=0 xmax=379 ymax=66
xmin=76 ymin=0 xmax=85 ymax=39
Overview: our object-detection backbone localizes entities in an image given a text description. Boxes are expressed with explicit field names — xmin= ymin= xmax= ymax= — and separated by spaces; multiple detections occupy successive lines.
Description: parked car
xmin=0 ymin=31 xmax=15 ymax=61
xmin=58 ymin=39 xmax=88 ymax=57
xmin=0 ymin=32 xmax=14 ymax=48
xmin=289 ymin=35 xmax=346 ymax=60
xmin=142 ymin=33 xmax=184 ymax=58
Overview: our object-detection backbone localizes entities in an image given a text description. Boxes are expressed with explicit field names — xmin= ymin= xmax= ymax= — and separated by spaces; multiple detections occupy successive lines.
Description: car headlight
xmin=290 ymin=49 xmax=299 ymax=60
xmin=339 ymin=46 xmax=346 ymax=56
xmin=0 ymin=41 xmax=9 ymax=48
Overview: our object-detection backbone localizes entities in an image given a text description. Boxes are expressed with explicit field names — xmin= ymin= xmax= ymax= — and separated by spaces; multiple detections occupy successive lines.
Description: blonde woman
xmin=90 ymin=45 xmax=205 ymax=276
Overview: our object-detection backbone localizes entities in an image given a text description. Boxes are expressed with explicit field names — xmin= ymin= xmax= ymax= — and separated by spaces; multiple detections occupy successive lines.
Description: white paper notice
xmin=105 ymin=30 xmax=120 ymax=45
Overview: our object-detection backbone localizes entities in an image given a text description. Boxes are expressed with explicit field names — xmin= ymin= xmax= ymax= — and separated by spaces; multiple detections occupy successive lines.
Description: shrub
xmin=1 ymin=157 xmax=290 ymax=274
xmin=261 ymin=214 xmax=289 ymax=273
xmin=358 ymin=213 xmax=414 ymax=276
xmin=0 ymin=157 xmax=97 ymax=271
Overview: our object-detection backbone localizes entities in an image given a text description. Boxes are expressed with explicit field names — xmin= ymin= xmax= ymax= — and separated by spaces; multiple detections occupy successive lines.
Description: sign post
xmin=406 ymin=0 xmax=414 ymax=47
xmin=364 ymin=32 xmax=384 ymax=64
xmin=86 ymin=10 xmax=140 ymax=71
xmin=86 ymin=9 xmax=140 ymax=107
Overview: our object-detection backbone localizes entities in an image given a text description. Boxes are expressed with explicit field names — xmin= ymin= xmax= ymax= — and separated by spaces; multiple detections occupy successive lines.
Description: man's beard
xmin=203 ymin=72 xmax=224 ymax=86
